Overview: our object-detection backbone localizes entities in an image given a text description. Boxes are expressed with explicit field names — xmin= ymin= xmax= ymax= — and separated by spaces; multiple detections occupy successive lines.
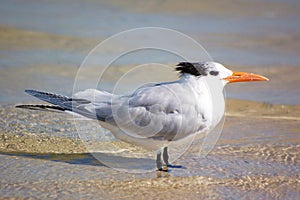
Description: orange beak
xmin=223 ymin=71 xmax=269 ymax=84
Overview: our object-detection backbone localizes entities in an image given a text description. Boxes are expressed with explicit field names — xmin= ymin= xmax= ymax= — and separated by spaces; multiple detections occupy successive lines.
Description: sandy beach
xmin=1 ymin=99 xmax=299 ymax=199
xmin=1 ymin=0 xmax=300 ymax=199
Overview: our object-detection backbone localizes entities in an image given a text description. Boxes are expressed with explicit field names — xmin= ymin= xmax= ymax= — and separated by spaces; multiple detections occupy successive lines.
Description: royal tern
xmin=16 ymin=61 xmax=268 ymax=171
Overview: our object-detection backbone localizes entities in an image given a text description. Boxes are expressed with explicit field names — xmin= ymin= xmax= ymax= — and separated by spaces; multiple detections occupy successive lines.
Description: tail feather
xmin=24 ymin=89 xmax=91 ymax=111
xmin=18 ymin=89 xmax=101 ymax=120
xmin=16 ymin=104 xmax=65 ymax=112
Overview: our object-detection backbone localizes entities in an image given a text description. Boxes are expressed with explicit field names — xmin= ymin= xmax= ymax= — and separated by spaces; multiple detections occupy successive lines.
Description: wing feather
xmin=111 ymin=83 xmax=208 ymax=141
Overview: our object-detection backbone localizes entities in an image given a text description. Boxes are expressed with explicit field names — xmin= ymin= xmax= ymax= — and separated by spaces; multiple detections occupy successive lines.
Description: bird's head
xmin=176 ymin=61 xmax=269 ymax=86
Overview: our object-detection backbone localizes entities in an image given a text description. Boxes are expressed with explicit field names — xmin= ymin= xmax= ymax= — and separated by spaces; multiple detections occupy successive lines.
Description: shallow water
xmin=0 ymin=0 xmax=300 ymax=104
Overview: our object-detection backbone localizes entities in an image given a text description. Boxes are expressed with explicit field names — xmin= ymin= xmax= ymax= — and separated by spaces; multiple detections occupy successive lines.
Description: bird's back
xmin=97 ymin=75 xmax=214 ymax=142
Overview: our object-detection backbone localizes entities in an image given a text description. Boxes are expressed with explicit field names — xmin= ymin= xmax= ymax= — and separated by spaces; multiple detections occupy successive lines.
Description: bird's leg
xmin=156 ymin=150 xmax=163 ymax=171
xmin=162 ymin=147 xmax=169 ymax=171
xmin=163 ymin=146 xmax=169 ymax=165
xmin=156 ymin=148 xmax=169 ymax=172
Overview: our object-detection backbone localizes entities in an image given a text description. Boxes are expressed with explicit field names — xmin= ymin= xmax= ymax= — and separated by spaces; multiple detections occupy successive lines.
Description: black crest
xmin=176 ymin=62 xmax=209 ymax=76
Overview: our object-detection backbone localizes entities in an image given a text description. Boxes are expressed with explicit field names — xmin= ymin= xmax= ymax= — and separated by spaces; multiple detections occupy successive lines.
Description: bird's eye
xmin=209 ymin=71 xmax=219 ymax=76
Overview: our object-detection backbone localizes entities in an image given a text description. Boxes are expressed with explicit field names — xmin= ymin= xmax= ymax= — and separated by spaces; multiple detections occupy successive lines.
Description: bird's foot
xmin=163 ymin=164 xmax=169 ymax=172
xmin=156 ymin=164 xmax=169 ymax=172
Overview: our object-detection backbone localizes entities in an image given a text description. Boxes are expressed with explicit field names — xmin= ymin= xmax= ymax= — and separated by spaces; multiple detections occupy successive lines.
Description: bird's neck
xmin=180 ymin=73 xmax=225 ymax=128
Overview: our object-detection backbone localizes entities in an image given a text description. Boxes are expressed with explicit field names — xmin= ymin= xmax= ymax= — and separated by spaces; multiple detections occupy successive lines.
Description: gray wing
xmin=111 ymin=83 xmax=209 ymax=141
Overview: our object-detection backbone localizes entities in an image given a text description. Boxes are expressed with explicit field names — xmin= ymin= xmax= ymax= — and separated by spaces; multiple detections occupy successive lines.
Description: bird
xmin=16 ymin=61 xmax=268 ymax=171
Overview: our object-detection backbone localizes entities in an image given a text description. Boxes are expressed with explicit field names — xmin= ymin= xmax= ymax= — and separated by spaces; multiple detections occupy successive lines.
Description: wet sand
xmin=0 ymin=25 xmax=98 ymax=52
xmin=0 ymin=100 xmax=299 ymax=199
